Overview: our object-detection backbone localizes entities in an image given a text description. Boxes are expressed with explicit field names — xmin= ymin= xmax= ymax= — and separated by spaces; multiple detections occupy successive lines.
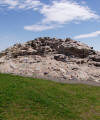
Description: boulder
xmin=91 ymin=56 xmax=100 ymax=62
xmin=54 ymin=54 xmax=67 ymax=62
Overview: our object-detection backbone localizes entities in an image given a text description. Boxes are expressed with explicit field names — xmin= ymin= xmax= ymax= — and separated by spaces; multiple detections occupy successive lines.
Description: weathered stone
xmin=54 ymin=54 xmax=67 ymax=62
xmin=44 ymin=72 xmax=48 ymax=75
xmin=0 ymin=37 xmax=100 ymax=85
xmin=91 ymin=56 xmax=100 ymax=62
xmin=94 ymin=63 xmax=100 ymax=67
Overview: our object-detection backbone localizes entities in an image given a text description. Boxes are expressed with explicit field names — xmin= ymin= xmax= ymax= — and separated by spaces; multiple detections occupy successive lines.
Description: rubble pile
xmin=0 ymin=37 xmax=100 ymax=85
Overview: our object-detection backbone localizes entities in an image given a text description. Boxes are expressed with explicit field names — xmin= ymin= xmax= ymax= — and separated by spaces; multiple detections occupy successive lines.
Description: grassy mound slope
xmin=0 ymin=73 xmax=100 ymax=120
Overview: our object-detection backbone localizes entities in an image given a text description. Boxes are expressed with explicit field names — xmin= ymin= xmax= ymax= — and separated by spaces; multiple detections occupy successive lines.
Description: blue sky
xmin=0 ymin=0 xmax=100 ymax=51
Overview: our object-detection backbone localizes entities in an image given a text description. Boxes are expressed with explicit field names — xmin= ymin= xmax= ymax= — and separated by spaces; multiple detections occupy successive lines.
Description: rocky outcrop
xmin=0 ymin=37 xmax=96 ymax=58
xmin=0 ymin=37 xmax=100 ymax=85
xmin=90 ymin=55 xmax=100 ymax=62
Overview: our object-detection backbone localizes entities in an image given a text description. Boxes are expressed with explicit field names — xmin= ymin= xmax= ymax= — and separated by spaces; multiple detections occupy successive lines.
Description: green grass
xmin=0 ymin=73 xmax=100 ymax=120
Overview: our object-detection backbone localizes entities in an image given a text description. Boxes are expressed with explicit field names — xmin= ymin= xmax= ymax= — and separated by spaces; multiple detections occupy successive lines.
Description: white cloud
xmin=73 ymin=31 xmax=100 ymax=39
xmin=24 ymin=0 xmax=99 ymax=31
xmin=0 ymin=0 xmax=42 ymax=10
xmin=24 ymin=24 xmax=57 ymax=31
xmin=0 ymin=0 xmax=18 ymax=8
xmin=18 ymin=0 xmax=43 ymax=10
xmin=0 ymin=0 xmax=99 ymax=31
xmin=40 ymin=0 xmax=99 ymax=24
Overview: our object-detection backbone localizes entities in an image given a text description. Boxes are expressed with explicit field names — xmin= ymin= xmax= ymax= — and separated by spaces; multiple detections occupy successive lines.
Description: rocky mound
xmin=0 ymin=37 xmax=100 ymax=85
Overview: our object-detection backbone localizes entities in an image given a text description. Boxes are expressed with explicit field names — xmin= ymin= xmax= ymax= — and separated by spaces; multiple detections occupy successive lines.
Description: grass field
xmin=0 ymin=73 xmax=100 ymax=120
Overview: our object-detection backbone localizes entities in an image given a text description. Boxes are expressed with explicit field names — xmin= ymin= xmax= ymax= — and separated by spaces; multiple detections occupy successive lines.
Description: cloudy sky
xmin=0 ymin=0 xmax=100 ymax=51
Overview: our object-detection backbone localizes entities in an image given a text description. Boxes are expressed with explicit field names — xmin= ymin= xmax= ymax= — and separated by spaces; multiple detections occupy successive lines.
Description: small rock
xmin=54 ymin=54 xmax=67 ymax=62
xmin=44 ymin=72 xmax=48 ymax=75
